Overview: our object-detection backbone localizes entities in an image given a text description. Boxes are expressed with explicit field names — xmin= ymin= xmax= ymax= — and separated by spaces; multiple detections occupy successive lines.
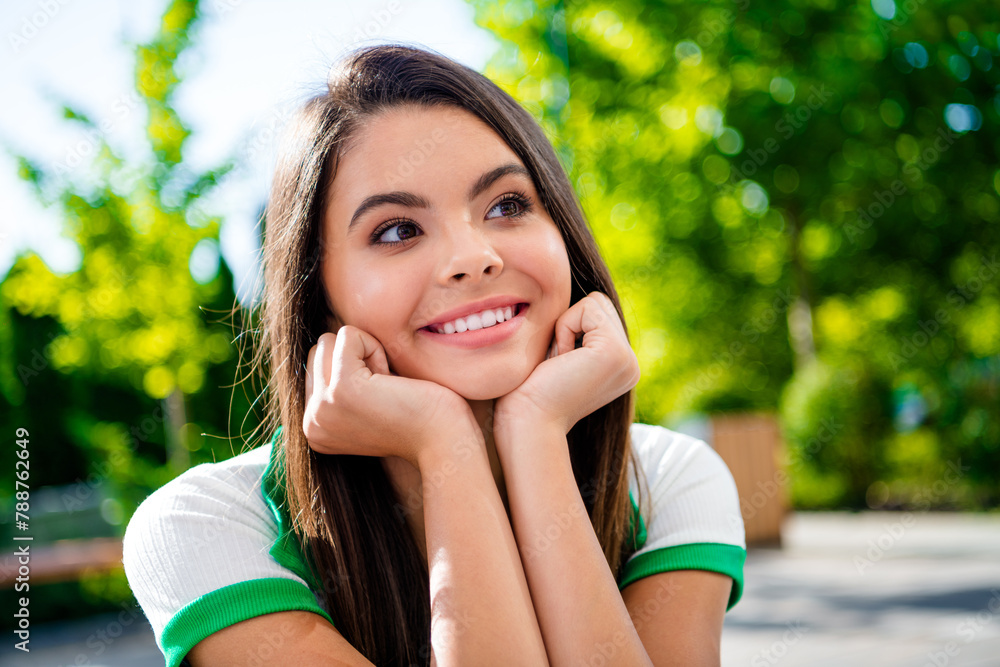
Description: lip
xmin=419 ymin=295 xmax=527 ymax=330
xmin=418 ymin=304 xmax=528 ymax=349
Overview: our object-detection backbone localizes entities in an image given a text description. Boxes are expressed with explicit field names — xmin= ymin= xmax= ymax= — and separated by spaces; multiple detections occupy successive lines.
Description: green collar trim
xmin=260 ymin=426 xmax=322 ymax=591
xmin=627 ymin=489 xmax=648 ymax=553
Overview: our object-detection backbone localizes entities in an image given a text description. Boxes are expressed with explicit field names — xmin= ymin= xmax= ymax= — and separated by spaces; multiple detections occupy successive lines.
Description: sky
xmin=0 ymin=0 xmax=500 ymax=303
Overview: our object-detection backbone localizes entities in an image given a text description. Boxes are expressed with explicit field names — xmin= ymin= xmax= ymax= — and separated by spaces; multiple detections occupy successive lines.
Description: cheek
xmin=335 ymin=264 xmax=428 ymax=361
xmin=529 ymin=229 xmax=572 ymax=306
xmin=327 ymin=262 xmax=397 ymax=330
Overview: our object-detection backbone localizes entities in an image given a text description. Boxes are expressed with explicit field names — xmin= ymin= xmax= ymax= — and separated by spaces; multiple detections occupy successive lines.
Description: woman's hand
xmin=303 ymin=326 xmax=480 ymax=469
xmin=494 ymin=291 xmax=641 ymax=436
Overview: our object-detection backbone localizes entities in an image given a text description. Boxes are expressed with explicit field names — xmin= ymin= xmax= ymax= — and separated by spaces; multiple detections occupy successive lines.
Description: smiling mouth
xmin=421 ymin=303 xmax=528 ymax=335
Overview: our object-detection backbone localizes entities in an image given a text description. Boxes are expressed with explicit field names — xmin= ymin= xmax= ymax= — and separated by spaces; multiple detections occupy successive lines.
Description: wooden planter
xmin=709 ymin=412 xmax=787 ymax=548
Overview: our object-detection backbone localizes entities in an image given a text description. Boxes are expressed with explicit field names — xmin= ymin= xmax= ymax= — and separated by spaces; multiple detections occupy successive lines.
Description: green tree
xmin=1 ymin=0 xmax=258 ymax=515
xmin=468 ymin=0 xmax=1000 ymax=508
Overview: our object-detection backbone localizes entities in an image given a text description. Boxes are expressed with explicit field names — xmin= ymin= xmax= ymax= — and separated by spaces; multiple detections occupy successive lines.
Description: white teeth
xmin=432 ymin=304 xmax=519 ymax=334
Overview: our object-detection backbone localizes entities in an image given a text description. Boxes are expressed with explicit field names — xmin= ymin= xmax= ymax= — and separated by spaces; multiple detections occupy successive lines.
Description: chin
xmin=445 ymin=373 xmax=528 ymax=402
xmin=416 ymin=357 xmax=537 ymax=401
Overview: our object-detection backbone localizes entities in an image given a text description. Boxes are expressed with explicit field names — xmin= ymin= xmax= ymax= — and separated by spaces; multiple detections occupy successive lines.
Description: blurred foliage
xmin=1 ymin=0 xmax=262 ymax=625
xmin=469 ymin=0 xmax=1000 ymax=509
xmin=2 ymin=5 xmax=999 ymax=632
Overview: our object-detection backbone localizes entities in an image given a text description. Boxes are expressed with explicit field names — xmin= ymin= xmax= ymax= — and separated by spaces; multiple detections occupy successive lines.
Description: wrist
xmin=495 ymin=399 xmax=569 ymax=442
xmin=415 ymin=427 xmax=487 ymax=474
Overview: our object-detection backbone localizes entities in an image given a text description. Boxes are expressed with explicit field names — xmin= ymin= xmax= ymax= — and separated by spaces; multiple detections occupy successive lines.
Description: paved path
xmin=723 ymin=512 xmax=1000 ymax=667
xmin=2 ymin=512 xmax=998 ymax=666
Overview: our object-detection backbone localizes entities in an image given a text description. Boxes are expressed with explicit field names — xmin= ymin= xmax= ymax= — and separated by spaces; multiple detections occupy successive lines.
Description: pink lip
xmin=418 ymin=304 xmax=528 ymax=349
xmin=420 ymin=295 xmax=527 ymax=330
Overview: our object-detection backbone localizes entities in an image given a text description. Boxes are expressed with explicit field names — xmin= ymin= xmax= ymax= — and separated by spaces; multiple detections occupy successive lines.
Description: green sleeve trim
xmin=617 ymin=542 xmax=746 ymax=611
xmin=260 ymin=426 xmax=323 ymax=591
xmin=160 ymin=577 xmax=335 ymax=667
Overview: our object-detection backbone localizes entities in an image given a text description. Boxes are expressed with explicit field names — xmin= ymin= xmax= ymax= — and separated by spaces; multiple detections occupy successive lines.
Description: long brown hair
xmin=251 ymin=43 xmax=644 ymax=665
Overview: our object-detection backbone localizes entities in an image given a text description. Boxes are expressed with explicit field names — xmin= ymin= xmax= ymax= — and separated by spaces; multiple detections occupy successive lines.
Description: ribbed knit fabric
xmin=622 ymin=423 xmax=747 ymax=610
xmin=122 ymin=445 xmax=331 ymax=666
xmin=123 ymin=423 xmax=746 ymax=665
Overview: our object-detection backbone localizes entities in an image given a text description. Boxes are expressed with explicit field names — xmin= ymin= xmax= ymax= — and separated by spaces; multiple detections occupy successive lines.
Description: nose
xmin=437 ymin=224 xmax=503 ymax=284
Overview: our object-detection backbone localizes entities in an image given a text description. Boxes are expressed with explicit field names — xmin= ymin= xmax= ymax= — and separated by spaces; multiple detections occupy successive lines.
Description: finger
xmin=544 ymin=333 xmax=557 ymax=360
xmin=335 ymin=326 xmax=390 ymax=379
xmin=553 ymin=310 xmax=579 ymax=356
xmin=360 ymin=331 xmax=391 ymax=376
xmin=553 ymin=295 xmax=597 ymax=355
xmin=305 ymin=345 xmax=316 ymax=406
xmin=591 ymin=292 xmax=629 ymax=342
xmin=311 ymin=332 xmax=336 ymax=396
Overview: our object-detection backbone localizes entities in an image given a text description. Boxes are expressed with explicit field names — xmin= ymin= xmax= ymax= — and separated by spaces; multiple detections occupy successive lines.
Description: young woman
xmin=123 ymin=44 xmax=746 ymax=667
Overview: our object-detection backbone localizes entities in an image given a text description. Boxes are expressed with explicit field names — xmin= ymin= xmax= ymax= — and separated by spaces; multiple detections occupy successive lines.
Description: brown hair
xmin=251 ymin=43 xmax=643 ymax=665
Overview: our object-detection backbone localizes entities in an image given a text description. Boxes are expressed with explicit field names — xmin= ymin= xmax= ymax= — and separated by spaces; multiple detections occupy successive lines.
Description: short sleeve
xmin=620 ymin=424 xmax=747 ymax=611
xmin=122 ymin=445 xmax=333 ymax=667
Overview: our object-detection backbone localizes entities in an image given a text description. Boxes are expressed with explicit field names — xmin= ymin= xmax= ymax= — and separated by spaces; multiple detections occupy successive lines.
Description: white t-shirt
xmin=123 ymin=423 xmax=746 ymax=667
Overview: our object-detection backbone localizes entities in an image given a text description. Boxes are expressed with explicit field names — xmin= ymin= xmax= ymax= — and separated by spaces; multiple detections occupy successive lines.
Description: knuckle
xmin=302 ymin=415 xmax=317 ymax=438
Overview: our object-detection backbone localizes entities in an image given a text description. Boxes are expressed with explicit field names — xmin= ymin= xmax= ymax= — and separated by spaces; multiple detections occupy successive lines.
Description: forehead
xmin=327 ymin=105 xmax=522 ymax=206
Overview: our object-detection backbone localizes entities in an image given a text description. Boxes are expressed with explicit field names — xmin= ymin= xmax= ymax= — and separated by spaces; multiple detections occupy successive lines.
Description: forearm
xmin=496 ymin=421 xmax=652 ymax=667
xmin=417 ymin=433 xmax=549 ymax=667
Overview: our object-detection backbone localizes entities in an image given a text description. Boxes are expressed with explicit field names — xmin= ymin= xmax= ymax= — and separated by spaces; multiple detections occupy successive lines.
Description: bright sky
xmin=0 ymin=0 xmax=500 ymax=302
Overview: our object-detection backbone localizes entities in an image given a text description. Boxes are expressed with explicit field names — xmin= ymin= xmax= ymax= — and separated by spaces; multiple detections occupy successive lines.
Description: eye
xmin=487 ymin=191 xmax=533 ymax=220
xmin=371 ymin=219 xmax=422 ymax=247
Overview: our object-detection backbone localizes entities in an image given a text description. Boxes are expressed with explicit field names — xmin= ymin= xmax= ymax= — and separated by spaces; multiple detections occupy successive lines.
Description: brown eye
xmin=497 ymin=200 xmax=520 ymax=216
xmin=372 ymin=220 xmax=422 ymax=246
xmin=487 ymin=192 xmax=533 ymax=219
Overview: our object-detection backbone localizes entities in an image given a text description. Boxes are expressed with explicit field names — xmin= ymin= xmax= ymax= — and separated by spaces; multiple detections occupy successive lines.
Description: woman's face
xmin=320 ymin=105 xmax=572 ymax=400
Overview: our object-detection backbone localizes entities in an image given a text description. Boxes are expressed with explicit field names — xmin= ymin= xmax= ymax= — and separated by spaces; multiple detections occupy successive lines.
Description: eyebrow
xmin=347 ymin=163 xmax=532 ymax=234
